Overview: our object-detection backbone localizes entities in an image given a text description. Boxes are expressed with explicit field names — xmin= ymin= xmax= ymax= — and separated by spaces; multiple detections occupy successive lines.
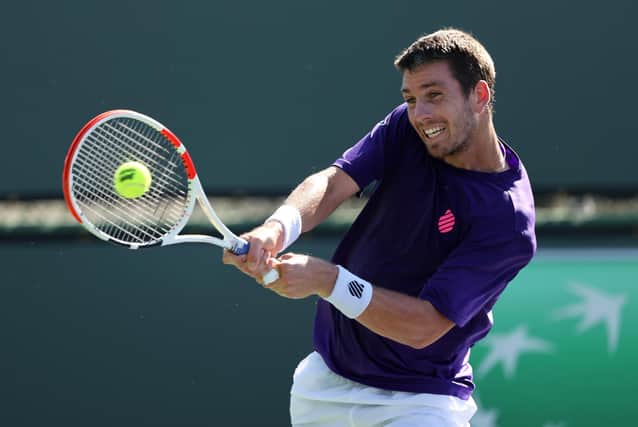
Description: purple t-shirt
xmin=313 ymin=103 xmax=536 ymax=399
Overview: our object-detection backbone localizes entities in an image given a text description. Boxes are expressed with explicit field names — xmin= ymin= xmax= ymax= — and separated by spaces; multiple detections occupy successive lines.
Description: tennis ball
xmin=113 ymin=161 xmax=152 ymax=199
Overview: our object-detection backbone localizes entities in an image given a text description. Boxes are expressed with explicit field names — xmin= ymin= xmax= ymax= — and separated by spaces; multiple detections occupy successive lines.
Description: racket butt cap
xmin=263 ymin=269 xmax=279 ymax=285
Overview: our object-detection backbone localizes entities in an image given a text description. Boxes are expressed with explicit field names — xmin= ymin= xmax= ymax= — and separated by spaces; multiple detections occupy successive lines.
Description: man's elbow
xmin=405 ymin=327 xmax=452 ymax=350
xmin=406 ymin=338 xmax=432 ymax=350
xmin=405 ymin=303 xmax=455 ymax=349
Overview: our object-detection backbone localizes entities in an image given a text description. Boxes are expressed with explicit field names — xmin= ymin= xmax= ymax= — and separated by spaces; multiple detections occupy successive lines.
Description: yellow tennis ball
xmin=113 ymin=161 xmax=152 ymax=199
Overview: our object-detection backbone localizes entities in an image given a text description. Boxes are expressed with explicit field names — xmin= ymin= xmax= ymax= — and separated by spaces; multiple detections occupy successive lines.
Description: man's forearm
xmin=356 ymin=286 xmax=455 ymax=349
xmin=283 ymin=167 xmax=359 ymax=233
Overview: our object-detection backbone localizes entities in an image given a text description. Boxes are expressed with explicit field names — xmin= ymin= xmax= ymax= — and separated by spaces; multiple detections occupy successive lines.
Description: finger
xmin=247 ymin=249 xmax=268 ymax=278
xmin=223 ymin=249 xmax=261 ymax=280
xmin=255 ymin=248 xmax=273 ymax=274
xmin=245 ymin=239 xmax=264 ymax=272
xmin=265 ymin=256 xmax=281 ymax=271
xmin=222 ymin=249 xmax=247 ymax=267
xmin=223 ymin=250 xmax=245 ymax=265
xmin=265 ymin=280 xmax=284 ymax=294
xmin=278 ymin=252 xmax=296 ymax=261
xmin=274 ymin=290 xmax=289 ymax=298
xmin=233 ymin=263 xmax=255 ymax=278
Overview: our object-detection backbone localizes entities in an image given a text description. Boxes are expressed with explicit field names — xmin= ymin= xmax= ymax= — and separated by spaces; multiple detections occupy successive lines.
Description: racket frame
xmin=63 ymin=110 xmax=249 ymax=254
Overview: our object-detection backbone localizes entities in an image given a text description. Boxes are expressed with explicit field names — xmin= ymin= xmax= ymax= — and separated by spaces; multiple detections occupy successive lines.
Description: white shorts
xmin=290 ymin=352 xmax=476 ymax=427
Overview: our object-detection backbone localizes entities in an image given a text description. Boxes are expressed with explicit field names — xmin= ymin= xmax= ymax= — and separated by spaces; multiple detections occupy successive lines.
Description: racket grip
xmin=233 ymin=240 xmax=250 ymax=255
xmin=232 ymin=239 xmax=279 ymax=284
xmin=262 ymin=269 xmax=279 ymax=285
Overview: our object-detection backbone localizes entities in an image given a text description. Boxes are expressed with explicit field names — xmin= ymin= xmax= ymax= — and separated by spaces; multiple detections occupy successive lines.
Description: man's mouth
xmin=424 ymin=126 xmax=446 ymax=139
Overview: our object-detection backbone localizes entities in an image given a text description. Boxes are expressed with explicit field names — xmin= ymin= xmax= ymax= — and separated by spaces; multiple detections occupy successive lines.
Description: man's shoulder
xmin=450 ymin=168 xmax=535 ymax=236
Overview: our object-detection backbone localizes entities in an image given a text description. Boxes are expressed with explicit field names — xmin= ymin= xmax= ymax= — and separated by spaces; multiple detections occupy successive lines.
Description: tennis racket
xmin=62 ymin=109 xmax=279 ymax=284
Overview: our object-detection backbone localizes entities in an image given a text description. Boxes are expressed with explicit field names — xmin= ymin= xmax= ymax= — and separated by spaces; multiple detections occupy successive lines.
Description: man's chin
xmin=425 ymin=143 xmax=447 ymax=159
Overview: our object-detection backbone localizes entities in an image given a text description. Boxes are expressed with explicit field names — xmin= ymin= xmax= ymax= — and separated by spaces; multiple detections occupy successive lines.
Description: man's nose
xmin=413 ymin=101 xmax=433 ymax=121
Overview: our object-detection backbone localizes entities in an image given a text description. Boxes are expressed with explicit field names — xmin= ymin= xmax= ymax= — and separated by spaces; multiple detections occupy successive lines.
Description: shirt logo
xmin=348 ymin=280 xmax=365 ymax=298
xmin=438 ymin=209 xmax=455 ymax=233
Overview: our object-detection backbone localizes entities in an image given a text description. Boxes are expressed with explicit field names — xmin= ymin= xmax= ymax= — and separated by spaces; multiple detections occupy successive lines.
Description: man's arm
xmin=222 ymin=166 xmax=359 ymax=275
xmin=265 ymin=254 xmax=455 ymax=349
xmin=357 ymin=285 xmax=455 ymax=349
xmin=284 ymin=166 xmax=360 ymax=233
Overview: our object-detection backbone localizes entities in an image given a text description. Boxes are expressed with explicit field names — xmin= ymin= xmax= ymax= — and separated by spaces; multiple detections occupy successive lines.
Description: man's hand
xmin=222 ymin=221 xmax=284 ymax=280
xmin=264 ymin=254 xmax=338 ymax=299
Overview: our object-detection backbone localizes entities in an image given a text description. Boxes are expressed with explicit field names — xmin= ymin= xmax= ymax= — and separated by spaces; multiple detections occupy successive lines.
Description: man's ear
xmin=473 ymin=80 xmax=491 ymax=113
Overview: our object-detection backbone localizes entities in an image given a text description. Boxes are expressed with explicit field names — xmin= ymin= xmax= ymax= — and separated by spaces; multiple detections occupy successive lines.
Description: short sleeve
xmin=333 ymin=105 xmax=406 ymax=190
xmin=419 ymin=218 xmax=536 ymax=328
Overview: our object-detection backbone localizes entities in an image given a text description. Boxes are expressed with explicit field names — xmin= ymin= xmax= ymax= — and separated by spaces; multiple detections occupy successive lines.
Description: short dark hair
xmin=394 ymin=28 xmax=496 ymax=109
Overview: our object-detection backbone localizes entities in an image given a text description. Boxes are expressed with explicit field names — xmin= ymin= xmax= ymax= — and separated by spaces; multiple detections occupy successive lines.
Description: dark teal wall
xmin=0 ymin=240 xmax=329 ymax=426
xmin=2 ymin=0 xmax=637 ymax=195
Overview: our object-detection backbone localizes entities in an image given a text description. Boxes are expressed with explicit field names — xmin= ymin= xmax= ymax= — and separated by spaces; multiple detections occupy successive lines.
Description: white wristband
xmin=265 ymin=205 xmax=302 ymax=251
xmin=324 ymin=266 xmax=373 ymax=319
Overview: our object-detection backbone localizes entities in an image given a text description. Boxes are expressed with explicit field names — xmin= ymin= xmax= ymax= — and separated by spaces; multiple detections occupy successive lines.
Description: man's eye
xmin=405 ymin=98 xmax=416 ymax=105
xmin=429 ymin=92 xmax=442 ymax=99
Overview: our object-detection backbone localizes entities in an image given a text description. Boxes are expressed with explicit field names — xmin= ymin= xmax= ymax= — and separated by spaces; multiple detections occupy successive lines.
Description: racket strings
xmin=84 ymin=119 xmax=189 ymax=207
xmin=99 ymin=122 xmax=187 ymax=189
xmin=73 ymin=147 xmax=186 ymax=242
xmin=71 ymin=117 xmax=192 ymax=244
xmin=73 ymin=153 xmax=183 ymax=242
xmin=72 ymin=156 xmax=178 ymax=239
xmin=78 ymin=124 xmax=187 ymax=216
xmin=76 ymin=134 xmax=186 ymax=221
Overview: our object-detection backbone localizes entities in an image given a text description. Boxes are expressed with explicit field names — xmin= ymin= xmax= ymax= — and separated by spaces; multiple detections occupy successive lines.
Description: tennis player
xmin=224 ymin=28 xmax=536 ymax=426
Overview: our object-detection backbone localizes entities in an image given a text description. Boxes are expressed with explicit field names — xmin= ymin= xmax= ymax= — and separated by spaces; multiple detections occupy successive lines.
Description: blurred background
xmin=1 ymin=0 xmax=636 ymax=426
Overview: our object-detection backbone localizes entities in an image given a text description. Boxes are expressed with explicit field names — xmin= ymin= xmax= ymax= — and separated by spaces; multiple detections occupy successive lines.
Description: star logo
xmin=553 ymin=282 xmax=627 ymax=353
xmin=477 ymin=324 xmax=553 ymax=379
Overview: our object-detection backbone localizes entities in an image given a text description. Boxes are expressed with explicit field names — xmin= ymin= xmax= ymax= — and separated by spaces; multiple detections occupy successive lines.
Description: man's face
xmin=401 ymin=61 xmax=478 ymax=159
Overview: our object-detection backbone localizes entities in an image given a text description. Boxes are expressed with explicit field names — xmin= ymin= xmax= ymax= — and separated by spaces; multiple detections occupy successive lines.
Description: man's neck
xmin=444 ymin=120 xmax=507 ymax=173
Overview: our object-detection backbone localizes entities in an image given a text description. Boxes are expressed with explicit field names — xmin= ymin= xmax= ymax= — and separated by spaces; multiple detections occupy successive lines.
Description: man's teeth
xmin=425 ymin=127 xmax=445 ymax=138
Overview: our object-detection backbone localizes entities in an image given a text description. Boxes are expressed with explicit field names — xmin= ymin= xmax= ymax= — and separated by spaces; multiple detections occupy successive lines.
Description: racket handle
xmin=262 ymin=268 xmax=279 ymax=285
xmin=232 ymin=240 xmax=280 ymax=285
xmin=232 ymin=240 xmax=250 ymax=255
